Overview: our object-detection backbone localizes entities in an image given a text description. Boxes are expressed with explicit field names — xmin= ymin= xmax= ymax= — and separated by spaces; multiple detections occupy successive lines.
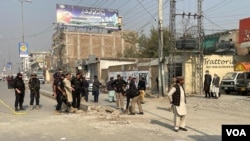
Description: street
xmin=0 ymin=81 xmax=250 ymax=141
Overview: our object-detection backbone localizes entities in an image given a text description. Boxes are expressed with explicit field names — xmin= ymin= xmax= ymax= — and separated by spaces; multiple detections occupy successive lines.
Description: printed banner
xmin=19 ymin=42 xmax=29 ymax=58
xmin=56 ymin=4 xmax=119 ymax=29
xmin=108 ymin=71 xmax=150 ymax=88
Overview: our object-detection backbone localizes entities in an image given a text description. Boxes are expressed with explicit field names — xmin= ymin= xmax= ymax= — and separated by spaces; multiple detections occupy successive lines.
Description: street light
xmin=19 ymin=0 xmax=32 ymax=73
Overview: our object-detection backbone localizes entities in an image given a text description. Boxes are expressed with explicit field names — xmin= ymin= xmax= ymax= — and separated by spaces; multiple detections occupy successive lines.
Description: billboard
xmin=239 ymin=18 xmax=250 ymax=48
xmin=56 ymin=4 xmax=119 ymax=30
xmin=19 ymin=42 xmax=29 ymax=57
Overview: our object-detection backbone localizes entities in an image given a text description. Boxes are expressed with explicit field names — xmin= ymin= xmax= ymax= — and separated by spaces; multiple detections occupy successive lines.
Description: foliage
xmin=121 ymin=27 xmax=171 ymax=58
xmin=121 ymin=32 xmax=139 ymax=58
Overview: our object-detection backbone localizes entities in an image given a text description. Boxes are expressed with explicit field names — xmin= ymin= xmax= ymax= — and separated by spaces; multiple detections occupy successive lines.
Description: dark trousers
xmin=15 ymin=91 xmax=25 ymax=108
xmin=126 ymin=95 xmax=131 ymax=110
xmin=56 ymin=93 xmax=63 ymax=111
xmin=82 ymin=89 xmax=89 ymax=102
xmin=93 ymin=90 xmax=99 ymax=102
xmin=204 ymin=84 xmax=211 ymax=97
xmin=205 ymin=90 xmax=211 ymax=97
xmin=72 ymin=89 xmax=81 ymax=109
xmin=30 ymin=90 xmax=40 ymax=105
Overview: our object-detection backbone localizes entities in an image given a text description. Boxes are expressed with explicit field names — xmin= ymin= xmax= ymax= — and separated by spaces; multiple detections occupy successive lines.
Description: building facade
xmin=51 ymin=26 xmax=126 ymax=74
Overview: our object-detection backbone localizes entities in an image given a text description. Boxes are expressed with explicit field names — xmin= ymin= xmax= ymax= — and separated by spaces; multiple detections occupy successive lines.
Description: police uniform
xmin=28 ymin=73 xmax=40 ymax=110
xmin=13 ymin=73 xmax=25 ymax=111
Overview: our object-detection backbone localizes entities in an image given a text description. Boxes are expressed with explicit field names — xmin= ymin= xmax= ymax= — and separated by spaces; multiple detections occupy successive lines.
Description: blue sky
xmin=1 ymin=0 xmax=250 ymax=73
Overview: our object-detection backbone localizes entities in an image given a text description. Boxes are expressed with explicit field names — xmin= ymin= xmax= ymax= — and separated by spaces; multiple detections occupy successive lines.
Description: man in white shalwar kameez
xmin=63 ymin=73 xmax=76 ymax=113
xmin=168 ymin=76 xmax=188 ymax=132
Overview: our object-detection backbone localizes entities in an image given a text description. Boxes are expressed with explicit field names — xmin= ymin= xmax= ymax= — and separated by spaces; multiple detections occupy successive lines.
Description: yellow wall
xmin=203 ymin=55 xmax=234 ymax=79
xmin=184 ymin=55 xmax=234 ymax=94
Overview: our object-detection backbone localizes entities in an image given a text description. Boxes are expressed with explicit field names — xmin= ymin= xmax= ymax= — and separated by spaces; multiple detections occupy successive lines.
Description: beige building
xmin=29 ymin=51 xmax=50 ymax=73
xmin=51 ymin=27 xmax=127 ymax=73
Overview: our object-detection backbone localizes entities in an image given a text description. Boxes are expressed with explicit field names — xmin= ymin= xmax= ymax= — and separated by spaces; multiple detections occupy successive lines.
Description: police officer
xmin=71 ymin=73 xmax=82 ymax=109
xmin=28 ymin=73 xmax=40 ymax=110
xmin=13 ymin=72 xmax=25 ymax=111
xmin=81 ymin=76 xmax=89 ymax=102
xmin=54 ymin=73 xmax=65 ymax=115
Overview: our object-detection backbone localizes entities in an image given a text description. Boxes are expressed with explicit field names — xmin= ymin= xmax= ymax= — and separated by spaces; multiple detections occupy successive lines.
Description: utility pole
xmin=158 ymin=0 xmax=166 ymax=97
xmin=169 ymin=0 xmax=176 ymax=90
xmin=19 ymin=0 xmax=32 ymax=73
xmin=197 ymin=0 xmax=204 ymax=94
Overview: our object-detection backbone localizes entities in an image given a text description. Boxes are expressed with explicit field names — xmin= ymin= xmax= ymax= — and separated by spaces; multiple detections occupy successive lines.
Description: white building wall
xmin=100 ymin=60 xmax=135 ymax=69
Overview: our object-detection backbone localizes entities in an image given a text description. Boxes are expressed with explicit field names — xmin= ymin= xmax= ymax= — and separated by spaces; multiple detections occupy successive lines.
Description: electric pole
xmin=158 ymin=0 xmax=166 ymax=97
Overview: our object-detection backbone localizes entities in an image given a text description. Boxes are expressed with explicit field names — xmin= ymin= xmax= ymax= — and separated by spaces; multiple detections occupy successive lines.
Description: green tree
xmin=121 ymin=27 xmax=171 ymax=58
xmin=121 ymin=31 xmax=139 ymax=58
xmin=142 ymin=27 xmax=171 ymax=58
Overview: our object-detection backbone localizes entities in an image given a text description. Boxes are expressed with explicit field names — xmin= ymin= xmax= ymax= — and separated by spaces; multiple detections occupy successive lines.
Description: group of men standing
xmin=53 ymin=71 xmax=90 ymax=114
xmin=204 ymin=70 xmax=221 ymax=99
xmin=106 ymin=74 xmax=146 ymax=115
xmin=12 ymin=70 xmax=147 ymax=115
xmin=13 ymin=72 xmax=41 ymax=111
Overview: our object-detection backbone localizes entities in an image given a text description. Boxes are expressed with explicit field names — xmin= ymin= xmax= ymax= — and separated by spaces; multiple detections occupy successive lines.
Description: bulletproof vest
xmin=73 ymin=78 xmax=82 ymax=89
xmin=15 ymin=78 xmax=25 ymax=90
xmin=29 ymin=78 xmax=39 ymax=90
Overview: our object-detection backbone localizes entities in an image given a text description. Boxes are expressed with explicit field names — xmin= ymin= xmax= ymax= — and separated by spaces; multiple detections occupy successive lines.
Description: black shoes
xmin=15 ymin=107 xmax=19 ymax=111
xmin=19 ymin=107 xmax=24 ymax=110
xmin=174 ymin=127 xmax=188 ymax=132
xmin=138 ymin=112 xmax=144 ymax=115
xmin=179 ymin=127 xmax=188 ymax=131
xmin=129 ymin=113 xmax=135 ymax=115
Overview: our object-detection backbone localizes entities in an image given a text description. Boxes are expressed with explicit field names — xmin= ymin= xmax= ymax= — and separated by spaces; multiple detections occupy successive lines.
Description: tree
xmin=121 ymin=27 xmax=171 ymax=58
xmin=121 ymin=31 xmax=139 ymax=58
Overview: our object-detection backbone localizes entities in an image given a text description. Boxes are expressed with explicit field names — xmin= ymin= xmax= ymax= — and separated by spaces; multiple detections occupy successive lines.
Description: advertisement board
xmin=108 ymin=71 xmax=150 ymax=88
xmin=239 ymin=18 xmax=250 ymax=48
xmin=56 ymin=4 xmax=119 ymax=30
xmin=19 ymin=42 xmax=29 ymax=57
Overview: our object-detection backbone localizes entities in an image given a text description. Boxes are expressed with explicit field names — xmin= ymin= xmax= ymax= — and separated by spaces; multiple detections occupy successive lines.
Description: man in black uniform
xmin=28 ymin=73 xmax=41 ymax=110
xmin=138 ymin=77 xmax=146 ymax=104
xmin=204 ymin=70 xmax=212 ymax=98
xmin=71 ymin=73 xmax=82 ymax=109
xmin=13 ymin=72 xmax=25 ymax=111
xmin=81 ymin=76 xmax=89 ymax=102
xmin=54 ymin=73 xmax=65 ymax=115
xmin=112 ymin=74 xmax=128 ymax=110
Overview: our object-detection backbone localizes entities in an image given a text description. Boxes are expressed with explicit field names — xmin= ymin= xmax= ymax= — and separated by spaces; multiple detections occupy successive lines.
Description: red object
xmin=239 ymin=18 xmax=250 ymax=43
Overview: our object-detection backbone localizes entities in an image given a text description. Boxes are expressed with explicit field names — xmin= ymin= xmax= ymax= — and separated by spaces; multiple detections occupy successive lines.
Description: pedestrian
xmin=107 ymin=77 xmax=116 ymax=102
xmin=13 ymin=72 xmax=25 ymax=111
xmin=28 ymin=73 xmax=41 ymax=110
xmin=204 ymin=70 xmax=212 ymax=98
xmin=122 ymin=76 xmax=133 ymax=114
xmin=81 ymin=76 xmax=89 ymax=102
xmin=127 ymin=77 xmax=143 ymax=115
xmin=212 ymin=73 xmax=220 ymax=99
xmin=71 ymin=72 xmax=82 ymax=109
xmin=168 ymin=76 xmax=188 ymax=132
xmin=112 ymin=74 xmax=128 ymax=110
xmin=63 ymin=73 xmax=77 ymax=113
xmin=156 ymin=76 xmax=159 ymax=92
xmin=7 ymin=75 xmax=11 ymax=90
xmin=137 ymin=77 xmax=146 ymax=104
xmin=53 ymin=73 xmax=65 ymax=115
xmin=92 ymin=75 xmax=101 ymax=103
xmin=10 ymin=75 xmax=15 ymax=90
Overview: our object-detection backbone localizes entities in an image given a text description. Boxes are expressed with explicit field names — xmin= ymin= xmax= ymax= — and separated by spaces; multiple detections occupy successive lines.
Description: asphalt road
xmin=1 ymin=81 xmax=250 ymax=141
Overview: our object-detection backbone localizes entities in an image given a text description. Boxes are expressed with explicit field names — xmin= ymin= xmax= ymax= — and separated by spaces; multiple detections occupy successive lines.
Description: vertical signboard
xmin=7 ymin=62 xmax=12 ymax=69
xmin=239 ymin=18 xmax=250 ymax=48
xmin=19 ymin=42 xmax=29 ymax=57
xmin=56 ymin=4 xmax=119 ymax=30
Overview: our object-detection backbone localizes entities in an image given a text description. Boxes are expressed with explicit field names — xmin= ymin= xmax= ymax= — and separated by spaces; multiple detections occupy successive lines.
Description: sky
xmin=0 ymin=0 xmax=250 ymax=73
